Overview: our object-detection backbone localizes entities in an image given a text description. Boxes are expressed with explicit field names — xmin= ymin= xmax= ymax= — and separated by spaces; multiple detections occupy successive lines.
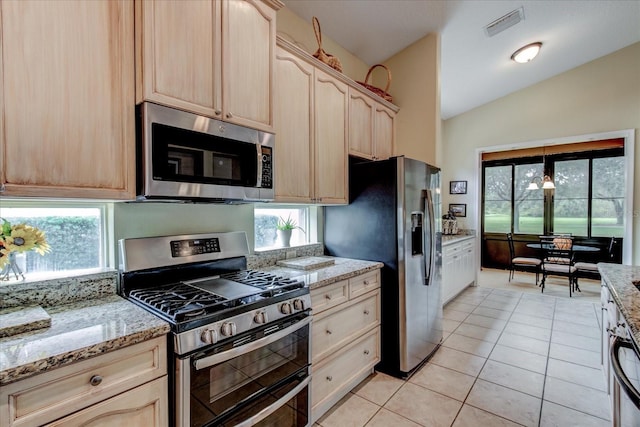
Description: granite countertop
xmin=0 ymin=295 xmax=170 ymax=386
xmin=598 ymin=263 xmax=640 ymax=348
xmin=442 ymin=233 xmax=476 ymax=245
xmin=261 ymin=256 xmax=383 ymax=290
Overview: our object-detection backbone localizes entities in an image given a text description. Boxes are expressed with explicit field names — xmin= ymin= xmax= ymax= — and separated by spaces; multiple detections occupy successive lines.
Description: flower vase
xmin=277 ymin=229 xmax=292 ymax=247
xmin=0 ymin=252 xmax=26 ymax=281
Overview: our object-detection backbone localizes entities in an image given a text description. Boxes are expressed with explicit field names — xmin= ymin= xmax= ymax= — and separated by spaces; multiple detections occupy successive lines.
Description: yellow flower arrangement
xmin=0 ymin=218 xmax=51 ymax=269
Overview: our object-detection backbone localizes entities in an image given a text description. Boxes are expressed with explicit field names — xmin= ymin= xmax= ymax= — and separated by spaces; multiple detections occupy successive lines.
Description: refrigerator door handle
xmin=423 ymin=189 xmax=435 ymax=285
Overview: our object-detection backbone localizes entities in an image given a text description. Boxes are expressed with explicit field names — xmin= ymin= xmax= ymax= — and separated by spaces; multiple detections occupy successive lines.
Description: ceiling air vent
xmin=484 ymin=7 xmax=524 ymax=37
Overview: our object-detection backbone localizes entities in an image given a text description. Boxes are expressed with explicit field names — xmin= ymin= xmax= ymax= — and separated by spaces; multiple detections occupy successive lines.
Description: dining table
xmin=526 ymin=243 xmax=600 ymax=252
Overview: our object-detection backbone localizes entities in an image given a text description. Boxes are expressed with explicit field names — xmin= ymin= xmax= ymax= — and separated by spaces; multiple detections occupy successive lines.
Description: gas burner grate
xmin=129 ymin=283 xmax=230 ymax=322
xmin=222 ymin=270 xmax=305 ymax=292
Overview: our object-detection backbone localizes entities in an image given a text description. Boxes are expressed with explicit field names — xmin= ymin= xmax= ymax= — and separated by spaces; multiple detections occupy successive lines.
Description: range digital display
xmin=170 ymin=238 xmax=220 ymax=257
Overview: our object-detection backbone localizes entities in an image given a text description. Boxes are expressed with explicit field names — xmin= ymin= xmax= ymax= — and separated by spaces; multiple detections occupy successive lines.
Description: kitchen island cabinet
xmin=274 ymin=41 xmax=348 ymax=204
xmin=442 ymin=235 xmax=477 ymax=304
xmin=136 ymin=0 xmax=282 ymax=133
xmin=0 ymin=0 xmax=135 ymax=199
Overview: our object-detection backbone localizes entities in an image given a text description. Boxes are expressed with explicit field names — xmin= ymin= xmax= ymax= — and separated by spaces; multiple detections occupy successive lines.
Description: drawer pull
xmin=326 ymin=375 xmax=333 ymax=381
xmin=363 ymin=280 xmax=369 ymax=285
xmin=326 ymin=329 xmax=332 ymax=335
xmin=364 ymin=349 xmax=370 ymax=355
xmin=325 ymin=294 xmax=331 ymax=300
xmin=364 ymin=309 xmax=370 ymax=315
xmin=89 ymin=375 xmax=103 ymax=386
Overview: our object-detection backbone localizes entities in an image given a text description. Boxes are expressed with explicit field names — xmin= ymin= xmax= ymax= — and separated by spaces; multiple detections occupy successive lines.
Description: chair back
xmin=606 ymin=236 xmax=617 ymax=261
xmin=506 ymin=233 xmax=515 ymax=259
xmin=540 ymin=235 xmax=575 ymax=266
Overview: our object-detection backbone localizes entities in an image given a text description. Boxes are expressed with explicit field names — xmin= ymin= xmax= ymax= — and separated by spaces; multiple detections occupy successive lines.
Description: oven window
xmin=190 ymin=323 xmax=309 ymax=427
xmin=152 ymin=123 xmax=257 ymax=186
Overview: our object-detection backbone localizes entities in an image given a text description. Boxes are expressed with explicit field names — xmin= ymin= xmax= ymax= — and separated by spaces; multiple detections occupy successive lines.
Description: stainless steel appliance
xmin=324 ymin=156 xmax=443 ymax=378
xmin=137 ymin=102 xmax=274 ymax=202
xmin=118 ymin=232 xmax=310 ymax=427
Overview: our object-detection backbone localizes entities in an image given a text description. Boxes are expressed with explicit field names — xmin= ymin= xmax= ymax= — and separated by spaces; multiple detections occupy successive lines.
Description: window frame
xmin=0 ymin=200 xmax=114 ymax=276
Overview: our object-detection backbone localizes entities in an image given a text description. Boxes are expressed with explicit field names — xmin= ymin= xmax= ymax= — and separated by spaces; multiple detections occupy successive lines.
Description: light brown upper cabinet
xmin=137 ymin=0 xmax=282 ymax=133
xmin=0 ymin=0 xmax=135 ymax=199
xmin=274 ymin=42 xmax=348 ymax=204
xmin=348 ymin=87 xmax=396 ymax=161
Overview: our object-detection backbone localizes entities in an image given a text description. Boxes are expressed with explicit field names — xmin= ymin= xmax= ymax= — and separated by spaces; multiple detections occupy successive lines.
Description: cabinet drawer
xmin=312 ymin=328 xmax=380 ymax=409
xmin=444 ymin=244 xmax=461 ymax=257
xmin=311 ymin=280 xmax=349 ymax=314
xmin=1 ymin=336 xmax=167 ymax=427
xmin=312 ymin=291 xmax=380 ymax=362
xmin=349 ymin=270 xmax=380 ymax=299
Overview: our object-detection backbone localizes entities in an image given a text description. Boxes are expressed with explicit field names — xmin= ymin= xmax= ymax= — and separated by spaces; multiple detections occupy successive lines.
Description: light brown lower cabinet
xmin=310 ymin=269 xmax=381 ymax=422
xmin=0 ymin=336 xmax=168 ymax=427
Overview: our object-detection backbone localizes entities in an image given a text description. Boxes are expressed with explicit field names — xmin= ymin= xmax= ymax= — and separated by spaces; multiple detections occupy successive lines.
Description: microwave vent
xmin=484 ymin=7 xmax=524 ymax=37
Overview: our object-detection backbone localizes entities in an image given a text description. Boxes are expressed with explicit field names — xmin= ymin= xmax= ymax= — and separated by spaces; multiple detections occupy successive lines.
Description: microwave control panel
xmin=171 ymin=238 xmax=221 ymax=257
xmin=260 ymin=146 xmax=273 ymax=188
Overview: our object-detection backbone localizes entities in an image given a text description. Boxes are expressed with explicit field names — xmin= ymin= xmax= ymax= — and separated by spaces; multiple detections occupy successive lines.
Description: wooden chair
xmin=539 ymin=235 xmax=577 ymax=296
xmin=506 ymin=233 xmax=541 ymax=285
xmin=574 ymin=237 xmax=617 ymax=283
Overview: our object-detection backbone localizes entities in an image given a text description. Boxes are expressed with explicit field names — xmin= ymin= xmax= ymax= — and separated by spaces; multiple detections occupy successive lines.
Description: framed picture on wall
xmin=449 ymin=203 xmax=466 ymax=217
xmin=449 ymin=180 xmax=467 ymax=194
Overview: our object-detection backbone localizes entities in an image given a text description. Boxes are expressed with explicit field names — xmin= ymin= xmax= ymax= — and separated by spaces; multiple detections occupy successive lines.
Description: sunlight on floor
xmin=476 ymin=268 xmax=601 ymax=303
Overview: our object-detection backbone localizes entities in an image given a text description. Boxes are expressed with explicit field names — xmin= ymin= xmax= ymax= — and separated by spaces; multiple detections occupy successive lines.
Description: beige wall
xmin=276 ymin=8 xmax=369 ymax=82
xmin=383 ymin=34 xmax=441 ymax=166
xmin=442 ymin=42 xmax=640 ymax=263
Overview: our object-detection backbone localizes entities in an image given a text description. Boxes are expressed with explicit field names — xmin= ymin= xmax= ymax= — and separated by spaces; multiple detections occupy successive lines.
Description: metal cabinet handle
xmin=214 ymin=109 xmax=222 ymax=116
xmin=226 ymin=112 xmax=233 ymax=119
xmin=364 ymin=349 xmax=370 ymax=355
xmin=363 ymin=280 xmax=369 ymax=285
xmin=326 ymin=376 xmax=332 ymax=381
xmin=325 ymin=294 xmax=331 ymax=300
xmin=89 ymin=375 xmax=102 ymax=386
xmin=326 ymin=329 xmax=332 ymax=335
xmin=364 ymin=310 xmax=370 ymax=315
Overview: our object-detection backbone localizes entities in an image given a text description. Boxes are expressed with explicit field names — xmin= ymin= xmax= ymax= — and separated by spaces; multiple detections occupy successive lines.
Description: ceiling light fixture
xmin=511 ymin=42 xmax=542 ymax=63
xmin=527 ymin=146 xmax=555 ymax=190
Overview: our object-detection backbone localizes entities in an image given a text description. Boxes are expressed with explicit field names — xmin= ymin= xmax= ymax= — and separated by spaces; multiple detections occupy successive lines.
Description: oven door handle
xmin=233 ymin=375 xmax=310 ymax=427
xmin=611 ymin=335 xmax=640 ymax=410
xmin=194 ymin=315 xmax=312 ymax=370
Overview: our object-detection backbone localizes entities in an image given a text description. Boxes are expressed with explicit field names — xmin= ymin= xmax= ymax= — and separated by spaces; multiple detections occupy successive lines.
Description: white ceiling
xmin=283 ymin=1 xmax=640 ymax=119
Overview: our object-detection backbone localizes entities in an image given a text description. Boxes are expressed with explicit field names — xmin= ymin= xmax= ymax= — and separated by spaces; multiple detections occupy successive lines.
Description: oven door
xmin=177 ymin=314 xmax=311 ymax=427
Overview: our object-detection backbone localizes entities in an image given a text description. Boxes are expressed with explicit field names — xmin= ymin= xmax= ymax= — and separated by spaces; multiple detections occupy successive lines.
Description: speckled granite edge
xmin=0 ymin=306 xmax=51 ymax=338
xmin=0 ymin=295 xmax=170 ymax=385
xmin=598 ymin=263 xmax=640 ymax=349
xmin=0 ymin=270 xmax=117 ymax=309
xmin=442 ymin=231 xmax=476 ymax=246
xmin=247 ymin=243 xmax=324 ymax=269
xmin=260 ymin=257 xmax=383 ymax=290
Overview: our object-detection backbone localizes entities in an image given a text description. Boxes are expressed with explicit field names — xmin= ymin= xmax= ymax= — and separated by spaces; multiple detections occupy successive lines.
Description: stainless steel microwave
xmin=136 ymin=102 xmax=274 ymax=202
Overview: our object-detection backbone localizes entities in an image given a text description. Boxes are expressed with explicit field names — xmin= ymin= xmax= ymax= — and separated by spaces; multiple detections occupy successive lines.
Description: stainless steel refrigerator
xmin=324 ymin=156 xmax=442 ymax=378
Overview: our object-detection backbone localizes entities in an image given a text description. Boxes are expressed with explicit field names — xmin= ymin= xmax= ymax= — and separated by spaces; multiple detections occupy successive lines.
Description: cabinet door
xmin=374 ymin=104 xmax=395 ymax=160
xmin=274 ymin=47 xmax=314 ymax=202
xmin=1 ymin=0 xmax=135 ymax=199
xmin=348 ymin=89 xmax=374 ymax=160
xmin=137 ymin=0 xmax=219 ymax=118
xmin=222 ymin=0 xmax=275 ymax=132
xmin=314 ymin=69 xmax=348 ymax=204
xmin=48 ymin=377 xmax=168 ymax=427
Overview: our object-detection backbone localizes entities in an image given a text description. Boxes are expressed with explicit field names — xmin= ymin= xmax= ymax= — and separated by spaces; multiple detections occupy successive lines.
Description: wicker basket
xmin=311 ymin=17 xmax=342 ymax=73
xmin=357 ymin=64 xmax=392 ymax=103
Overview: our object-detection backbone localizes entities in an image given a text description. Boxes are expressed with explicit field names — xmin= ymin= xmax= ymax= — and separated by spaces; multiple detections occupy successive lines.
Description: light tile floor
xmin=315 ymin=281 xmax=610 ymax=427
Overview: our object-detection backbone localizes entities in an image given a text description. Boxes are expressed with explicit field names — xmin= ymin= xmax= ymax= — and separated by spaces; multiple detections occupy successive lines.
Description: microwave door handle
xmin=610 ymin=335 xmax=640 ymax=410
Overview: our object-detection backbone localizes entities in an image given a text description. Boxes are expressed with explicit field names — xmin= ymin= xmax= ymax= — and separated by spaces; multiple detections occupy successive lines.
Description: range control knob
xmin=280 ymin=302 xmax=292 ymax=315
xmin=220 ymin=322 xmax=237 ymax=337
xmin=292 ymin=299 xmax=305 ymax=311
xmin=254 ymin=311 xmax=268 ymax=324
xmin=200 ymin=328 xmax=218 ymax=344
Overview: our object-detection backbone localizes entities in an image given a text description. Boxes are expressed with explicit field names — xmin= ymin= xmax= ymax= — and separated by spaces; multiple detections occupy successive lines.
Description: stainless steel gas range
xmin=118 ymin=231 xmax=311 ymax=427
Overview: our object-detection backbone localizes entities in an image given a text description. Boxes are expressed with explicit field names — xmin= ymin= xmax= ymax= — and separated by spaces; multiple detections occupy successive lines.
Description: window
xmin=254 ymin=206 xmax=311 ymax=250
xmin=482 ymin=148 xmax=624 ymax=238
xmin=0 ymin=202 xmax=110 ymax=280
